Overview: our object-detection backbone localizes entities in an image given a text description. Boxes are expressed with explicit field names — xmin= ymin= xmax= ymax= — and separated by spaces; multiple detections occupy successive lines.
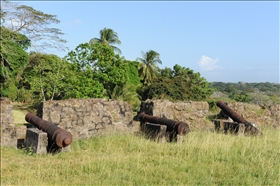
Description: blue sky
xmin=17 ymin=1 xmax=279 ymax=83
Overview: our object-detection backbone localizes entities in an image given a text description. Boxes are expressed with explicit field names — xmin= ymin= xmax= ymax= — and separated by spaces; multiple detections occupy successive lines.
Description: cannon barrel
xmin=25 ymin=112 xmax=72 ymax=148
xmin=216 ymin=100 xmax=252 ymax=126
xmin=138 ymin=112 xmax=190 ymax=135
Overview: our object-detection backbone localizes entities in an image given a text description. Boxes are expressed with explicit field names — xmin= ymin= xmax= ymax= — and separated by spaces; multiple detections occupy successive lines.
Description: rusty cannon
xmin=216 ymin=100 xmax=261 ymax=135
xmin=216 ymin=100 xmax=252 ymax=125
xmin=138 ymin=112 xmax=190 ymax=136
xmin=25 ymin=112 xmax=73 ymax=148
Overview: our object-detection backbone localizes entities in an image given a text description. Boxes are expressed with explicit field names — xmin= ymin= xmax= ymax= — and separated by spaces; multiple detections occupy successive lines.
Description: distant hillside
xmin=210 ymin=82 xmax=280 ymax=106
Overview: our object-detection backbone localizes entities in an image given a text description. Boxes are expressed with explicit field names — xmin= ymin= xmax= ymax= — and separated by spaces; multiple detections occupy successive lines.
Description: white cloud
xmin=67 ymin=19 xmax=82 ymax=26
xmin=198 ymin=55 xmax=222 ymax=71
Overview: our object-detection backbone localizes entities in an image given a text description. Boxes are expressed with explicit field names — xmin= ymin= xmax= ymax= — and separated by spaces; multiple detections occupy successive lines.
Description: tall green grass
xmin=1 ymin=129 xmax=279 ymax=185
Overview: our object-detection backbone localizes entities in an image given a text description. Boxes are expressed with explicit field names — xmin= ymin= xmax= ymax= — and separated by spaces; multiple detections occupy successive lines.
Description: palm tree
xmin=136 ymin=50 xmax=162 ymax=85
xmin=89 ymin=27 xmax=122 ymax=54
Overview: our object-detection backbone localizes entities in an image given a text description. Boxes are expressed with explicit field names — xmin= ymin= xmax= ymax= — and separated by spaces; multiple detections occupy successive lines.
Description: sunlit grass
xmin=13 ymin=110 xmax=28 ymax=125
xmin=1 ymin=128 xmax=279 ymax=185
xmin=13 ymin=102 xmax=36 ymax=124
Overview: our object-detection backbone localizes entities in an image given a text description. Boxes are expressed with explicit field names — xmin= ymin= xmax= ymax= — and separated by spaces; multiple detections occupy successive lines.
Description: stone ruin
xmin=0 ymin=97 xmax=17 ymax=147
xmin=1 ymin=97 xmax=279 ymax=151
xmin=138 ymin=99 xmax=210 ymax=129
xmin=0 ymin=98 xmax=140 ymax=152
xmin=36 ymin=98 xmax=139 ymax=140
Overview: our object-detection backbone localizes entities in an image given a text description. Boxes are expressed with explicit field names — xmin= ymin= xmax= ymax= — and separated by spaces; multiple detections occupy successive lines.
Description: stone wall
xmin=140 ymin=100 xmax=210 ymax=129
xmin=140 ymin=100 xmax=280 ymax=129
xmin=1 ymin=97 xmax=279 ymax=148
xmin=226 ymin=102 xmax=280 ymax=128
xmin=37 ymin=98 xmax=139 ymax=140
xmin=0 ymin=97 xmax=17 ymax=146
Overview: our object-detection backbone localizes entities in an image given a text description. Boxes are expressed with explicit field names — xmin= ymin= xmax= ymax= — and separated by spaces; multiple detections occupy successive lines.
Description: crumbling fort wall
xmin=1 ymin=97 xmax=279 ymax=148
xmin=226 ymin=102 xmax=280 ymax=128
xmin=0 ymin=97 xmax=17 ymax=146
xmin=36 ymin=98 xmax=139 ymax=140
xmin=139 ymin=100 xmax=210 ymax=129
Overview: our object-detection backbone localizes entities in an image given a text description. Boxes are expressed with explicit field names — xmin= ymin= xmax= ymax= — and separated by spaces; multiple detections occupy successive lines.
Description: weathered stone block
xmin=214 ymin=119 xmax=239 ymax=134
xmin=214 ymin=119 xmax=226 ymax=133
xmin=177 ymin=134 xmax=184 ymax=143
xmin=213 ymin=119 xmax=261 ymax=135
xmin=25 ymin=128 xmax=48 ymax=155
xmin=237 ymin=123 xmax=245 ymax=136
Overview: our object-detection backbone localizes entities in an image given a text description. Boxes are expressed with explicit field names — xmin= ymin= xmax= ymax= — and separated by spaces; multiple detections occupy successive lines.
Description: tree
xmin=19 ymin=52 xmax=105 ymax=101
xmin=89 ymin=27 xmax=122 ymax=54
xmin=0 ymin=0 xmax=19 ymax=24
xmin=160 ymin=67 xmax=173 ymax=79
xmin=2 ymin=2 xmax=67 ymax=52
xmin=66 ymin=42 xmax=128 ymax=99
xmin=0 ymin=26 xmax=30 ymax=83
xmin=66 ymin=42 xmax=96 ymax=69
xmin=136 ymin=50 xmax=162 ymax=85
xmin=61 ymin=64 xmax=105 ymax=99
xmin=110 ymin=60 xmax=142 ymax=110
xmin=21 ymin=53 xmax=68 ymax=101
xmin=0 ymin=26 xmax=30 ymax=100
xmin=142 ymin=64 xmax=214 ymax=101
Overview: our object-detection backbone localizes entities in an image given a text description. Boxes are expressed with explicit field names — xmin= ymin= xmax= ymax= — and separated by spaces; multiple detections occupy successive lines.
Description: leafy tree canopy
xmin=22 ymin=52 xmax=68 ymax=101
xmin=142 ymin=64 xmax=214 ymax=101
xmin=0 ymin=26 xmax=29 ymax=85
xmin=66 ymin=42 xmax=128 ymax=99
xmin=210 ymin=81 xmax=280 ymax=105
xmin=89 ymin=27 xmax=122 ymax=54
xmin=137 ymin=50 xmax=162 ymax=85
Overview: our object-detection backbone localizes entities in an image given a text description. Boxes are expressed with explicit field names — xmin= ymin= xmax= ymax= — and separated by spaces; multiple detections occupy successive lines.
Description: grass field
xmin=1 ymin=128 xmax=279 ymax=185
xmin=1 ymin=102 xmax=279 ymax=185
xmin=12 ymin=102 xmax=37 ymax=125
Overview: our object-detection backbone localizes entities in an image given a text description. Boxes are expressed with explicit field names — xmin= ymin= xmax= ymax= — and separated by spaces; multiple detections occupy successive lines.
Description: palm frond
xmin=89 ymin=27 xmax=121 ymax=54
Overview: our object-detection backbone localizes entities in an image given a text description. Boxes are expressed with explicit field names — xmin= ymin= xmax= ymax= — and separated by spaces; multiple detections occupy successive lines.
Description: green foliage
xmin=22 ymin=53 xmax=69 ymax=101
xmin=143 ymin=64 xmax=214 ymax=101
xmin=90 ymin=43 xmax=128 ymax=95
xmin=61 ymin=64 xmax=105 ymax=99
xmin=137 ymin=50 xmax=162 ymax=85
xmin=160 ymin=67 xmax=173 ymax=78
xmin=109 ymin=60 xmax=142 ymax=110
xmin=0 ymin=80 xmax=18 ymax=101
xmin=66 ymin=43 xmax=142 ymax=108
xmin=0 ymin=27 xmax=30 ymax=80
xmin=66 ymin=42 xmax=128 ymax=99
xmin=110 ymin=84 xmax=141 ymax=110
xmin=1 ymin=26 xmax=31 ymax=50
xmin=211 ymin=82 xmax=280 ymax=105
xmin=124 ymin=60 xmax=142 ymax=86
xmin=89 ymin=27 xmax=122 ymax=54
xmin=233 ymin=91 xmax=252 ymax=102
xmin=0 ymin=26 xmax=29 ymax=101
xmin=66 ymin=42 xmax=96 ymax=69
